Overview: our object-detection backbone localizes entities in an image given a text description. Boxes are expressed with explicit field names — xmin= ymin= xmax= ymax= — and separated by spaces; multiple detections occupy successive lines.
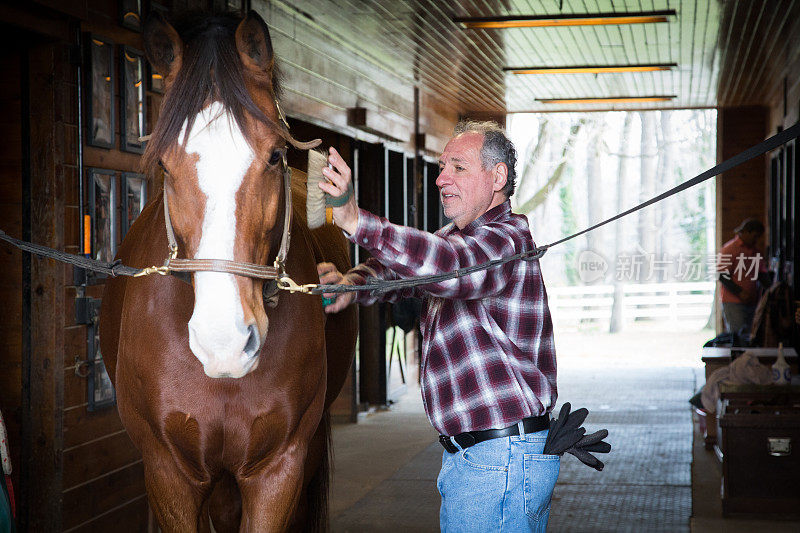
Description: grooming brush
xmin=306 ymin=149 xmax=334 ymax=229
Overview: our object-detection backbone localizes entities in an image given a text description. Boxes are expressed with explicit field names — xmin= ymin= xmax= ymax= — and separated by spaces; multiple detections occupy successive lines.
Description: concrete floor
xmin=328 ymin=329 xmax=800 ymax=532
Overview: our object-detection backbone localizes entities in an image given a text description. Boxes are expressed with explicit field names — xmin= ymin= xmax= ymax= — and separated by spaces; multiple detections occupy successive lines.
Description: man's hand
xmin=318 ymin=147 xmax=359 ymax=235
xmin=317 ymin=262 xmax=356 ymax=314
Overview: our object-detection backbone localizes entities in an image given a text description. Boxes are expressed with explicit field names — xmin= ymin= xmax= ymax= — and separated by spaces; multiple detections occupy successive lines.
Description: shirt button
xmin=362 ymin=238 xmax=368 ymax=244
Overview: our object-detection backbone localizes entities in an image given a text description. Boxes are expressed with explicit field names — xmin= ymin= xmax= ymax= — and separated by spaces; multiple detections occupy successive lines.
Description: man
xmin=317 ymin=121 xmax=559 ymax=531
xmin=717 ymin=218 xmax=767 ymax=337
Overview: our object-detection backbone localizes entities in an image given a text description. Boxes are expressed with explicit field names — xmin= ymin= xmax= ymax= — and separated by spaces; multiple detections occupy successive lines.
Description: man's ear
xmin=492 ymin=162 xmax=508 ymax=193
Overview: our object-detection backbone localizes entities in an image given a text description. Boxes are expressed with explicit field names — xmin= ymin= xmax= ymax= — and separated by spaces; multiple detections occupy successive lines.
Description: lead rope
xmin=2 ymin=120 xmax=799 ymax=293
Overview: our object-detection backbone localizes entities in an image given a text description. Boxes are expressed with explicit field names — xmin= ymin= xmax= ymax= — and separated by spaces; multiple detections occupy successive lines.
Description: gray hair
xmin=453 ymin=120 xmax=517 ymax=198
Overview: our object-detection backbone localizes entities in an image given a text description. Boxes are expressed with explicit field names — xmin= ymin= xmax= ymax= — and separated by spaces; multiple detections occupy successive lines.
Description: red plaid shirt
xmin=344 ymin=201 xmax=557 ymax=436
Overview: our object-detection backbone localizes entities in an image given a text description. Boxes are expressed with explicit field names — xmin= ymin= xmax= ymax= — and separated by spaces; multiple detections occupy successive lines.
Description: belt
xmin=439 ymin=414 xmax=550 ymax=454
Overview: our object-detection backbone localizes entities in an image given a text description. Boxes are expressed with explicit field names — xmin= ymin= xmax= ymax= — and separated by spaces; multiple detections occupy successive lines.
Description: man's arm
xmin=717 ymin=272 xmax=743 ymax=295
xmin=350 ymin=208 xmax=525 ymax=300
xmin=319 ymin=146 xmax=526 ymax=300
xmin=318 ymin=258 xmax=419 ymax=313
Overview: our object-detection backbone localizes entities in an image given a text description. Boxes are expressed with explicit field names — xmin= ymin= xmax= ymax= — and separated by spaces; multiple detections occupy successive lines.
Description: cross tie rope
xmin=2 ymin=121 xmax=799 ymax=295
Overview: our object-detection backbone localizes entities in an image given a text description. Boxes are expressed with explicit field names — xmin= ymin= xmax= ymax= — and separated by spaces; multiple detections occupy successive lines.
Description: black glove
xmin=566 ymin=429 xmax=610 ymax=471
xmin=542 ymin=403 xmax=611 ymax=472
xmin=542 ymin=402 xmax=587 ymax=455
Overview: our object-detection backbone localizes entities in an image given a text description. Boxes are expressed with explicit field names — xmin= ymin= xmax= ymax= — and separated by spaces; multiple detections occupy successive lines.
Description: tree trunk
xmin=515 ymin=119 xmax=585 ymax=214
xmin=610 ymin=114 xmax=634 ymax=333
xmin=585 ymin=118 xmax=605 ymax=255
xmin=638 ymin=112 xmax=657 ymax=281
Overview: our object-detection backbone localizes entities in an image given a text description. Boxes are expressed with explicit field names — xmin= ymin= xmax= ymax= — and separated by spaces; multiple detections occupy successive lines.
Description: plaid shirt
xmin=344 ymin=201 xmax=557 ymax=436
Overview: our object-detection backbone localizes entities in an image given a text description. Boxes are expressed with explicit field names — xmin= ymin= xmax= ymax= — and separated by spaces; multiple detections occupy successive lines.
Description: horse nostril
xmin=244 ymin=324 xmax=260 ymax=358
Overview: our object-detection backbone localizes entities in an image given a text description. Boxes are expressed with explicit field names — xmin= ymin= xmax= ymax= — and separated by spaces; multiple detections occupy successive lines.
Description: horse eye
xmin=268 ymin=150 xmax=282 ymax=166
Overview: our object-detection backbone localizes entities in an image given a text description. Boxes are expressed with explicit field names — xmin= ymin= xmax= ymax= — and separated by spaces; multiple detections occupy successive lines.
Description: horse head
xmin=142 ymin=11 xmax=308 ymax=378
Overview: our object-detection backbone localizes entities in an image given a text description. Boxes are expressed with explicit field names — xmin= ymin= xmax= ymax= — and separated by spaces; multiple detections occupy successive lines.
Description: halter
xmin=135 ymin=123 xmax=315 ymax=294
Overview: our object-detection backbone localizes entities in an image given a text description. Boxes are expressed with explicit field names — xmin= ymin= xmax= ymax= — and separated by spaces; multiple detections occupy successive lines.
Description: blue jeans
xmin=438 ymin=428 xmax=560 ymax=532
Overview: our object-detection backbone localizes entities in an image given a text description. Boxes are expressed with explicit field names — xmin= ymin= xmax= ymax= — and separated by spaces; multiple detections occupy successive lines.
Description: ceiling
xmin=289 ymin=0 xmax=800 ymax=114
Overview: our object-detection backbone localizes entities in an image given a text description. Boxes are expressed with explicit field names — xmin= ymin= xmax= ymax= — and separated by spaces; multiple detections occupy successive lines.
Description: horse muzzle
xmin=188 ymin=321 xmax=263 ymax=378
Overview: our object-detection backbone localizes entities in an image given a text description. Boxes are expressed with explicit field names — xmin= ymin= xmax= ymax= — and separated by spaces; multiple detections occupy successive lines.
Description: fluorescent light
xmin=455 ymin=11 xmax=675 ymax=29
xmin=538 ymin=96 xmax=677 ymax=104
xmin=506 ymin=63 xmax=677 ymax=74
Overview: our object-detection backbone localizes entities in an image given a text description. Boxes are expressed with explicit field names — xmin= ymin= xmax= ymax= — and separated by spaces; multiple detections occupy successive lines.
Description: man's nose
xmin=435 ymin=169 xmax=449 ymax=187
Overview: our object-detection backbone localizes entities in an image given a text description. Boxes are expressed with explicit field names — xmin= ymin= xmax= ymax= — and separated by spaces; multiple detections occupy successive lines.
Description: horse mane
xmin=141 ymin=11 xmax=283 ymax=179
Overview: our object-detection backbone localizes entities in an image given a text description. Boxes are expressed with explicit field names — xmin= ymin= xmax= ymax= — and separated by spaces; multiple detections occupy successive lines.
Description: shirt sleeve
xmin=344 ymin=257 xmax=419 ymax=306
xmin=346 ymin=208 xmax=525 ymax=300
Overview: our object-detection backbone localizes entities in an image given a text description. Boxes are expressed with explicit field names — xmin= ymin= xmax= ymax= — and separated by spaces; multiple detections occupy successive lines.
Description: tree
xmin=515 ymin=119 xmax=585 ymax=214
xmin=638 ymin=112 xmax=658 ymax=280
xmin=610 ymin=114 xmax=635 ymax=332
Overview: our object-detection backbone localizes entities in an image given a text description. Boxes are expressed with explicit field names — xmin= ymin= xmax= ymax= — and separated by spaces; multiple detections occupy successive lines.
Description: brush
xmin=306 ymin=149 xmax=354 ymax=229
xmin=306 ymin=149 xmax=333 ymax=229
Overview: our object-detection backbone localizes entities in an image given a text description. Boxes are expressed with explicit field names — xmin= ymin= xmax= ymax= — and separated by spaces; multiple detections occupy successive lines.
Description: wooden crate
xmin=718 ymin=385 xmax=800 ymax=518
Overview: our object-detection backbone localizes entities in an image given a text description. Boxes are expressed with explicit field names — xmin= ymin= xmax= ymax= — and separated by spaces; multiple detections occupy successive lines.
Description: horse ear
xmin=143 ymin=12 xmax=183 ymax=84
xmin=235 ymin=10 xmax=274 ymax=75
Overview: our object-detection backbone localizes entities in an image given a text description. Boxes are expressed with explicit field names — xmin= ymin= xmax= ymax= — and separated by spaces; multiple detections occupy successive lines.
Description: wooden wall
xmin=715 ymin=11 xmax=800 ymax=335
xmin=0 ymin=0 xmax=464 ymax=529
xmin=253 ymin=0 xmax=459 ymax=158
xmin=0 ymin=26 xmax=25 ymax=517
xmin=716 ymin=106 xmax=769 ymax=248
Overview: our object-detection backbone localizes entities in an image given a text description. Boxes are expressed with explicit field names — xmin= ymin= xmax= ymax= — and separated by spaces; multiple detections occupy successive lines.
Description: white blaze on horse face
xmin=183 ymin=101 xmax=262 ymax=378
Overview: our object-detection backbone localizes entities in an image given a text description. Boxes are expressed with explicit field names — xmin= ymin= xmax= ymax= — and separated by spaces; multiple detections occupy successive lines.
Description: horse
xmin=99 ymin=11 xmax=358 ymax=532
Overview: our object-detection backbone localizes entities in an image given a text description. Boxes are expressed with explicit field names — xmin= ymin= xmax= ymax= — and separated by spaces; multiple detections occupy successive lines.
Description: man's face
xmin=436 ymin=132 xmax=502 ymax=229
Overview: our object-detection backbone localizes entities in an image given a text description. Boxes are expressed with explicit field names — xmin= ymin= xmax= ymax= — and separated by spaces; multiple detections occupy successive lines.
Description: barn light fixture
xmin=538 ymin=96 xmax=676 ymax=104
xmin=505 ymin=63 xmax=677 ymax=74
xmin=455 ymin=11 xmax=675 ymax=29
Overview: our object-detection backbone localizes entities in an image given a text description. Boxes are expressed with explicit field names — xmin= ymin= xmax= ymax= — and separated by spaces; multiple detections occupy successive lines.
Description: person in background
xmin=717 ymin=218 xmax=767 ymax=338
xmin=317 ymin=121 xmax=559 ymax=531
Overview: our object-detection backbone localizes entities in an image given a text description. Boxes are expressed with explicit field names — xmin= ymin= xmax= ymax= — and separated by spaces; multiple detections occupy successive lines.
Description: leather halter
xmin=136 ymin=154 xmax=294 ymax=286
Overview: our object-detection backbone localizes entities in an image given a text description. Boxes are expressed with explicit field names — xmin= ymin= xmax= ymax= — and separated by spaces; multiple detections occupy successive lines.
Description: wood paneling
xmin=62 ymin=403 xmax=126 ymax=449
xmin=254 ymin=1 xmax=800 ymax=116
xmin=62 ymin=462 xmax=145 ymax=531
xmin=26 ymin=40 xmax=66 ymax=532
xmin=63 ymin=431 xmax=140 ymax=489
xmin=66 ymin=494 xmax=148 ymax=533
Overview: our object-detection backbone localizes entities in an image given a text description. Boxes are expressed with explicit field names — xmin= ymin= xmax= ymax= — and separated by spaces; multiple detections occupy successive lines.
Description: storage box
xmin=718 ymin=384 xmax=800 ymax=518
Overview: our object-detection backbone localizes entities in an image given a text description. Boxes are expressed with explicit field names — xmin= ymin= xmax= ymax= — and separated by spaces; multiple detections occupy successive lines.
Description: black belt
xmin=439 ymin=414 xmax=550 ymax=454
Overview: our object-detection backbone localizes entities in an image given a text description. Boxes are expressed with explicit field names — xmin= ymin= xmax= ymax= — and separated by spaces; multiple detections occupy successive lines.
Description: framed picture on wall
xmin=85 ymin=35 xmax=115 ymax=149
xmin=121 ymin=172 xmax=147 ymax=238
xmin=88 ymin=168 xmax=117 ymax=265
xmin=120 ymin=46 xmax=147 ymax=153
xmin=147 ymin=63 xmax=164 ymax=94
xmin=120 ymin=0 xmax=143 ymax=32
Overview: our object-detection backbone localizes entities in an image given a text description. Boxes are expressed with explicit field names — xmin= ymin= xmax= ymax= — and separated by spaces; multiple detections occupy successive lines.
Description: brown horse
xmin=99 ymin=11 xmax=358 ymax=532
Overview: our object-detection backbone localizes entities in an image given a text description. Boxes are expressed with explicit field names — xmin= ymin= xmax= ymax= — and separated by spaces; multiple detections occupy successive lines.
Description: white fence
xmin=547 ymin=281 xmax=715 ymax=329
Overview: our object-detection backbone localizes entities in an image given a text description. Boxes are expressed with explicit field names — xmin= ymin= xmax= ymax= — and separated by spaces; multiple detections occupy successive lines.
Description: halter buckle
xmin=276 ymin=275 xmax=317 ymax=294
xmin=134 ymin=264 xmax=172 ymax=277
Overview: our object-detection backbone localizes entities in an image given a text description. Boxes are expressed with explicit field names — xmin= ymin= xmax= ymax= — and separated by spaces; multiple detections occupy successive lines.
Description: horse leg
xmin=290 ymin=413 xmax=331 ymax=532
xmin=143 ymin=450 xmax=211 ymax=532
xmin=237 ymin=450 xmax=308 ymax=533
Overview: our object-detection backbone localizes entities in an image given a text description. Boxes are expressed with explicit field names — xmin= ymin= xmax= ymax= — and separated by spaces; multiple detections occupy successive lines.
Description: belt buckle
xmin=439 ymin=435 xmax=459 ymax=454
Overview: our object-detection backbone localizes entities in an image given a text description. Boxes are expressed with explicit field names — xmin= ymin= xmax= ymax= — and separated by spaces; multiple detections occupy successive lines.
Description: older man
xmin=318 ymin=121 xmax=559 ymax=531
